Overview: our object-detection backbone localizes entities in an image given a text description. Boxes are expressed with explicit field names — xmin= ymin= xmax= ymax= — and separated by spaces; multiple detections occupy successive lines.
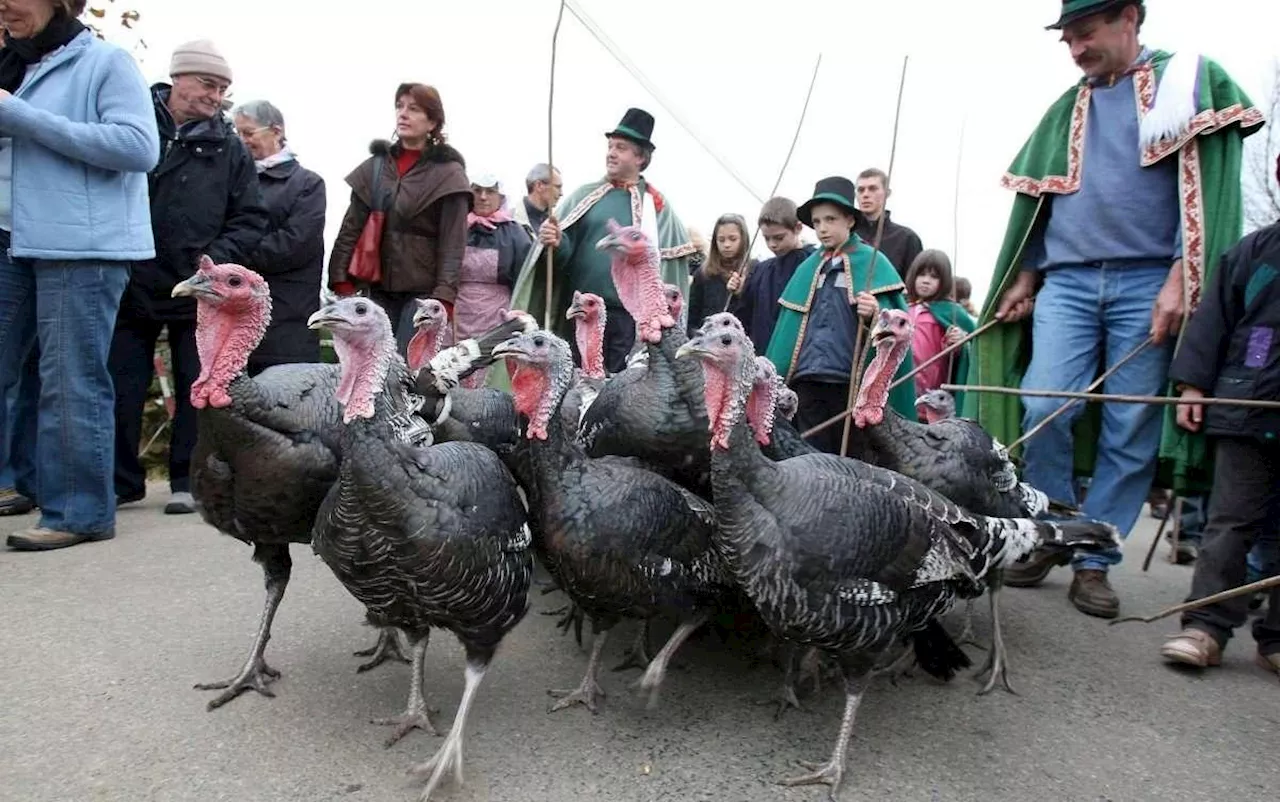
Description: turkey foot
xmin=636 ymin=613 xmax=707 ymax=709
xmin=611 ymin=620 xmax=652 ymax=672
xmin=953 ymin=598 xmax=985 ymax=650
xmin=781 ymin=757 xmax=846 ymax=801
xmin=548 ymin=630 xmax=608 ymax=714
xmin=374 ymin=636 xmax=440 ymax=747
xmin=757 ymin=642 xmax=805 ymax=719
xmin=544 ymin=602 xmax=586 ymax=647
xmin=194 ymin=655 xmax=281 ymax=710
xmin=354 ymin=627 xmax=411 ymax=673
xmin=975 ymin=587 xmax=1016 ymax=696
xmin=408 ymin=657 xmax=489 ymax=801
xmin=778 ymin=672 xmax=867 ymax=801
xmin=796 ymin=646 xmax=842 ymax=696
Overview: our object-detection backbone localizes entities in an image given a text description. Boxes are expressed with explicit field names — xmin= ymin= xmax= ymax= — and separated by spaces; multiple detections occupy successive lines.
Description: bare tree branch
xmin=1243 ymin=60 xmax=1280 ymax=232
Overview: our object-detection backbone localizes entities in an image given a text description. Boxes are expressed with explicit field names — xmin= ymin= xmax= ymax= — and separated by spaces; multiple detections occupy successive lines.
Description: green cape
xmin=962 ymin=50 xmax=1264 ymax=493
xmin=920 ymin=299 xmax=976 ymax=411
xmin=765 ymin=234 xmax=917 ymax=419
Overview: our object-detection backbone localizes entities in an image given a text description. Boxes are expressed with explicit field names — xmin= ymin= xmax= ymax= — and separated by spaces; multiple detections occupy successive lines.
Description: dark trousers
xmin=792 ymin=379 xmax=851 ymax=455
xmin=1182 ymin=437 xmax=1280 ymax=655
xmin=601 ymin=304 xmax=636 ymax=375
xmin=109 ymin=315 xmax=199 ymax=498
xmin=368 ymin=288 xmax=422 ymax=357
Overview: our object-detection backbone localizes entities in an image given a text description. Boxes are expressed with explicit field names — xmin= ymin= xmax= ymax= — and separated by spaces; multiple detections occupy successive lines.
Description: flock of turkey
xmin=170 ymin=221 xmax=1120 ymax=801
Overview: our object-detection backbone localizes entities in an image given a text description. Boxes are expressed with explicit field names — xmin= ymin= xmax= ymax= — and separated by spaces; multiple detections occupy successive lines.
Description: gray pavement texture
xmin=2 ymin=487 xmax=1277 ymax=802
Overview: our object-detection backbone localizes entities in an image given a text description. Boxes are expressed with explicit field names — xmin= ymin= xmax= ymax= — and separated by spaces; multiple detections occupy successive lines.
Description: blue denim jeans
xmin=1019 ymin=262 xmax=1175 ymax=572
xmin=0 ymin=246 xmax=130 ymax=535
xmin=0 ymin=344 xmax=38 ymax=498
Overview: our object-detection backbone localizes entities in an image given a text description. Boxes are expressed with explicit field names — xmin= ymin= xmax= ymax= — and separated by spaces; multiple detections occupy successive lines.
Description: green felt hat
xmin=796 ymin=176 xmax=865 ymax=229
xmin=604 ymin=108 xmax=656 ymax=150
xmin=1046 ymin=0 xmax=1140 ymax=30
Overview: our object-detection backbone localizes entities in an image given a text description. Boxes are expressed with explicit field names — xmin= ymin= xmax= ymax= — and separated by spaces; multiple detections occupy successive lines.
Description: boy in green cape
xmin=765 ymin=176 xmax=914 ymax=453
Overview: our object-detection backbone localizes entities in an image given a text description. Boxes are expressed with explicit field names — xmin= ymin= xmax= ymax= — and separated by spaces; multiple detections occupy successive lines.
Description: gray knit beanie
xmin=170 ymin=39 xmax=233 ymax=84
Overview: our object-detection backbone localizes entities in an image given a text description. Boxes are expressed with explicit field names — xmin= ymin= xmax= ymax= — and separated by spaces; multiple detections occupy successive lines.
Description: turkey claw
xmin=373 ymin=708 xmax=441 ymax=747
xmin=779 ymin=757 xmax=845 ymax=800
xmin=353 ymin=628 xmax=411 ymax=673
xmin=756 ymin=684 xmax=805 ymax=720
xmin=195 ymin=659 xmax=281 ymax=710
xmin=547 ymin=680 xmax=605 ymax=714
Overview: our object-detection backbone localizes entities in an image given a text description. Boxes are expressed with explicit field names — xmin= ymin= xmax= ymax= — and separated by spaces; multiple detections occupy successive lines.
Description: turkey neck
xmin=611 ymin=248 xmax=674 ymax=347
xmin=575 ymin=314 xmax=607 ymax=379
xmin=852 ymin=335 xmax=910 ymax=426
xmin=333 ymin=330 xmax=401 ymax=424
xmin=407 ymin=324 xmax=447 ymax=375
xmin=191 ymin=294 xmax=271 ymax=409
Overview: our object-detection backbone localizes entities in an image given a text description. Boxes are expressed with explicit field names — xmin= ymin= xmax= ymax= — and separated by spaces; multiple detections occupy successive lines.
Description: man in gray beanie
xmin=109 ymin=39 xmax=267 ymax=516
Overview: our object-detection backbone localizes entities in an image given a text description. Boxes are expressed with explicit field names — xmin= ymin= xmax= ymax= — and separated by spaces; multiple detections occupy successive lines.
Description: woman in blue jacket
xmin=0 ymin=0 xmax=159 ymax=551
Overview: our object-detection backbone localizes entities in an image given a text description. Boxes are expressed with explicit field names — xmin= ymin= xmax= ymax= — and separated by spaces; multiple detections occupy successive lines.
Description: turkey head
xmin=663 ymin=283 xmax=686 ymax=332
xmin=915 ymin=389 xmax=956 ymax=424
xmin=407 ymin=298 xmax=452 ymax=375
xmin=492 ymin=330 xmax=575 ymax=441
xmin=696 ymin=311 xmax=744 ymax=337
xmin=172 ymin=255 xmax=272 ymax=410
xmin=746 ymin=356 xmax=781 ymax=446
xmin=308 ymin=296 xmax=397 ymax=423
xmin=565 ymin=291 xmax=607 ymax=379
xmin=852 ymin=308 xmax=913 ymax=428
xmin=675 ymin=323 xmax=756 ymax=451
xmin=595 ymin=219 xmax=673 ymax=344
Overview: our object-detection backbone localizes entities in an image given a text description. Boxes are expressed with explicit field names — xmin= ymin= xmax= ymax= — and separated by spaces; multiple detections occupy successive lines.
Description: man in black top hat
xmin=511 ymin=108 xmax=696 ymax=372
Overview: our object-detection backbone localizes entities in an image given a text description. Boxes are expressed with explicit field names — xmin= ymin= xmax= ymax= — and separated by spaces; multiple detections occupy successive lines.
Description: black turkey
xmin=675 ymin=324 xmax=1120 ymax=798
xmin=308 ymin=297 xmax=532 ymax=800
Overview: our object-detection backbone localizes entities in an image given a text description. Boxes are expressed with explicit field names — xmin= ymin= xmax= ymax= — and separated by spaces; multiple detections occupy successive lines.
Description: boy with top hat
xmin=963 ymin=0 xmax=1263 ymax=618
xmin=765 ymin=176 xmax=915 ymax=454
xmin=510 ymin=108 xmax=696 ymax=373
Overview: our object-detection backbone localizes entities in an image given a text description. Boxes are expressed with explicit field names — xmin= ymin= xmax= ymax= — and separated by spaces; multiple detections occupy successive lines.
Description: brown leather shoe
xmin=1068 ymin=569 xmax=1120 ymax=618
xmin=0 ymin=488 xmax=35 ymax=516
xmin=1160 ymin=628 xmax=1222 ymax=667
xmin=1003 ymin=548 xmax=1072 ymax=588
xmin=6 ymin=526 xmax=109 ymax=552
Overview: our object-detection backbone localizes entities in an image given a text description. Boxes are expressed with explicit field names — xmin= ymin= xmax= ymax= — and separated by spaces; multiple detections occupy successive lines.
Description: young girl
xmin=686 ymin=213 xmax=753 ymax=337
xmin=904 ymin=250 xmax=974 ymax=412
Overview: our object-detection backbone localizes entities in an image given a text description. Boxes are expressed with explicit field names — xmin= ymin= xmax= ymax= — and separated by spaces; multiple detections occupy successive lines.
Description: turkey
xmin=914 ymin=388 xmax=956 ymax=424
xmin=624 ymin=283 xmax=686 ymax=370
xmin=562 ymin=290 xmax=609 ymax=432
xmin=170 ymin=258 xmax=417 ymax=711
xmin=491 ymin=327 xmax=736 ymax=713
xmin=308 ymin=297 xmax=532 ymax=800
xmin=578 ymin=221 xmax=710 ymax=493
xmin=675 ymin=324 xmax=1120 ymax=798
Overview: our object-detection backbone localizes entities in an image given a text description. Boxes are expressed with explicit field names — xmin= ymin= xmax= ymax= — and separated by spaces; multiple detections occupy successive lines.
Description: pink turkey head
xmin=407 ymin=298 xmax=451 ymax=374
xmin=675 ymin=325 xmax=756 ymax=451
xmin=307 ymin=296 xmax=397 ymax=423
xmin=915 ymin=389 xmax=956 ymax=424
xmin=852 ymin=308 xmax=914 ymax=428
xmin=172 ymin=256 xmax=272 ymax=410
xmin=664 ymin=284 xmax=684 ymax=320
xmin=596 ymin=219 xmax=671 ymax=343
xmin=697 ymin=312 xmax=745 ymax=337
xmin=566 ymin=291 xmax=607 ymax=379
xmin=491 ymin=330 xmax=575 ymax=441
xmin=746 ymin=356 xmax=781 ymax=445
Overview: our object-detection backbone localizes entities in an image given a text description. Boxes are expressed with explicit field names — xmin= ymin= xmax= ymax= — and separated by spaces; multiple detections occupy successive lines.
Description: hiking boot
xmin=1257 ymin=651 xmax=1280 ymax=677
xmin=6 ymin=526 xmax=113 ymax=552
xmin=0 ymin=488 xmax=35 ymax=516
xmin=164 ymin=491 xmax=196 ymax=515
xmin=1003 ymin=548 xmax=1072 ymax=588
xmin=1068 ymin=569 xmax=1120 ymax=618
xmin=1160 ymin=628 xmax=1222 ymax=668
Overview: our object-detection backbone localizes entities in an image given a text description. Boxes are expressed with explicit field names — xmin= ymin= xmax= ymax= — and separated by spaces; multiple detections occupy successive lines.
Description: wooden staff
xmin=798 ymin=317 xmax=998 ymax=439
xmin=939 ymin=385 xmax=1280 ymax=410
xmin=721 ymin=54 xmax=823 ymax=313
xmin=841 ymin=54 xmax=909 ymax=458
xmin=1110 ymin=573 xmax=1280 ymax=625
xmin=543 ymin=0 xmax=567 ymax=330
xmin=1004 ymin=336 xmax=1155 ymax=452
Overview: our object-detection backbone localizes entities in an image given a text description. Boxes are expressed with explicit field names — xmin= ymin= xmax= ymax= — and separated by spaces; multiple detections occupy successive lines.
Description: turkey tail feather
xmin=912 ymin=619 xmax=973 ymax=682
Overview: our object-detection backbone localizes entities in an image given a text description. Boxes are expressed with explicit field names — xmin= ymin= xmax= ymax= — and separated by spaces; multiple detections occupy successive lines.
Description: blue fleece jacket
xmin=0 ymin=31 xmax=158 ymax=261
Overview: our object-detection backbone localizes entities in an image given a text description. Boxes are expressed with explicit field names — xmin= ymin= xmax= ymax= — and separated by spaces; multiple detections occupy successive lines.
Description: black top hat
xmin=1046 ymin=0 xmax=1139 ymax=30
xmin=796 ymin=176 xmax=864 ymax=229
xmin=605 ymin=108 xmax=656 ymax=150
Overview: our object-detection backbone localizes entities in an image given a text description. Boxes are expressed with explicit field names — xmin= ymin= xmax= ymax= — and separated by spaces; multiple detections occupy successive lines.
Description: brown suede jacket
xmin=327 ymin=139 xmax=471 ymax=300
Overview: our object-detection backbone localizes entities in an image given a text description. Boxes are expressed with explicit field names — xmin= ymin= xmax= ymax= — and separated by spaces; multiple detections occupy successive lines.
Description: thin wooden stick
xmin=939 ymin=385 xmax=1280 ymax=410
xmin=543 ymin=0 xmax=567 ymax=330
xmin=841 ymin=55 xmax=909 ymax=458
xmin=1110 ymin=573 xmax=1280 ymax=625
xmin=798 ymin=317 xmax=998 ymax=439
xmin=1005 ymin=336 xmax=1154 ymax=452
xmin=722 ymin=54 xmax=823 ymax=313
xmin=1141 ymin=496 xmax=1177 ymax=572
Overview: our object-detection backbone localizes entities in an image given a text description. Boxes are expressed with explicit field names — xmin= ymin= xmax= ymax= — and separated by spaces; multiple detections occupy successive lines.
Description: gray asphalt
xmin=2 ymin=489 xmax=1277 ymax=802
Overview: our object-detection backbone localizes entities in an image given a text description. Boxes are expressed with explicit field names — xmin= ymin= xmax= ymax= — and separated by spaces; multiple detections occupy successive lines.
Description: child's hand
xmin=727 ymin=272 xmax=743 ymax=293
xmin=854 ymin=292 xmax=878 ymax=320
xmin=1175 ymin=386 xmax=1205 ymax=432
xmin=944 ymin=325 xmax=965 ymax=346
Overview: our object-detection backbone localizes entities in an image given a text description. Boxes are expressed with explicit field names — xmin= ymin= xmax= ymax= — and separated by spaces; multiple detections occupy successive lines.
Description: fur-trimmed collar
xmin=369 ymin=138 xmax=466 ymax=168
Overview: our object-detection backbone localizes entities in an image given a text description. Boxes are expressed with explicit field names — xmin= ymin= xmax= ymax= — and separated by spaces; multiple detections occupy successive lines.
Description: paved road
xmin=2 ymin=489 xmax=1276 ymax=802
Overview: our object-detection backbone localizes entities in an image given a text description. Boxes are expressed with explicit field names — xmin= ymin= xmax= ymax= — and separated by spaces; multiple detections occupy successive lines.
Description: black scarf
xmin=0 ymin=12 xmax=87 ymax=93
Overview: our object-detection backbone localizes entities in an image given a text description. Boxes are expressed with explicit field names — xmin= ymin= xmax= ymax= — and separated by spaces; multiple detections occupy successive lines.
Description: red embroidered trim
xmin=1141 ymin=105 xmax=1267 ymax=166
xmin=1000 ymin=85 xmax=1089 ymax=197
xmin=646 ymin=184 xmax=666 ymax=214
xmin=1180 ymin=142 xmax=1206 ymax=313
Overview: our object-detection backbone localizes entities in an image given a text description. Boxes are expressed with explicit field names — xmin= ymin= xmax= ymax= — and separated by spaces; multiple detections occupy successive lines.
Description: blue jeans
xmin=1019 ymin=262 xmax=1175 ymax=572
xmin=0 ymin=247 xmax=130 ymax=535
xmin=0 ymin=344 xmax=38 ymax=497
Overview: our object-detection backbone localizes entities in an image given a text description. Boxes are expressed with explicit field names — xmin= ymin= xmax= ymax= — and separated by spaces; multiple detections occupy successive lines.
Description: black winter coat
xmin=1169 ymin=221 xmax=1280 ymax=442
xmin=248 ymin=158 xmax=327 ymax=369
xmin=123 ymin=85 xmax=268 ymax=322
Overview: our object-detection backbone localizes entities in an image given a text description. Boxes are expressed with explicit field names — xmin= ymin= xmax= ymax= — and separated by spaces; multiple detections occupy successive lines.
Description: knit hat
xmin=170 ymin=39 xmax=233 ymax=84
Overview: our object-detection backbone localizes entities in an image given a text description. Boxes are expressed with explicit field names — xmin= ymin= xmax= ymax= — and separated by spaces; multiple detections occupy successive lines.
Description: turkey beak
xmin=307 ymin=307 xmax=345 ymax=331
xmin=595 ymin=232 xmax=619 ymax=252
xmin=171 ymin=273 xmax=217 ymax=299
xmin=565 ymin=300 xmax=584 ymax=320
xmin=674 ymin=337 xmax=710 ymax=361
xmin=412 ymin=306 xmax=437 ymax=329
xmin=490 ymin=337 xmax=526 ymax=361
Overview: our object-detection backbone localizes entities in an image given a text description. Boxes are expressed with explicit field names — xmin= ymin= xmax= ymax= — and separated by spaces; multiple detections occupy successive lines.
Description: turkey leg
xmin=408 ymin=655 xmax=490 ymax=801
xmin=373 ymin=634 xmax=442 ymax=746
xmin=953 ymin=598 xmax=984 ymax=649
xmin=195 ymin=542 xmax=288 ymax=710
xmin=779 ymin=669 xmax=870 ymax=798
xmin=353 ymin=627 xmax=412 ymax=673
xmin=756 ymin=640 xmax=804 ymax=719
xmin=975 ymin=580 xmax=1016 ymax=696
xmin=548 ymin=628 xmax=608 ymax=713
xmin=611 ymin=619 xmax=652 ymax=672
xmin=637 ymin=612 xmax=708 ymax=708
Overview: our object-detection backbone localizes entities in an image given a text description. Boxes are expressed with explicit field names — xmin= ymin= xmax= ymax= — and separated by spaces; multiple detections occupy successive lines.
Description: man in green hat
xmin=963 ymin=0 xmax=1264 ymax=618
xmin=509 ymin=108 xmax=696 ymax=373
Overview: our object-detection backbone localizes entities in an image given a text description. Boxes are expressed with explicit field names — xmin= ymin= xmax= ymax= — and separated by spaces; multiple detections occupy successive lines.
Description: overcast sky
xmin=115 ymin=0 xmax=1277 ymax=302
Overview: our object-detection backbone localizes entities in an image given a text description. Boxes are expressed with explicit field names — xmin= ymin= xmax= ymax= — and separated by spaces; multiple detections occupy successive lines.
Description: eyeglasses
xmin=237 ymin=126 xmax=269 ymax=140
xmin=194 ymin=76 xmax=231 ymax=96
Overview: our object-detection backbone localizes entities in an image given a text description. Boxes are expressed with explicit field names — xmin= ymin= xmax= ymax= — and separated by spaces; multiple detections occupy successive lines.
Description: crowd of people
xmin=0 ymin=0 xmax=1276 ymax=679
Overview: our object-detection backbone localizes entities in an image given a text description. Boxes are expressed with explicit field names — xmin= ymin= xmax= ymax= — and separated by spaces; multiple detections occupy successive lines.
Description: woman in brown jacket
xmin=328 ymin=83 xmax=470 ymax=349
